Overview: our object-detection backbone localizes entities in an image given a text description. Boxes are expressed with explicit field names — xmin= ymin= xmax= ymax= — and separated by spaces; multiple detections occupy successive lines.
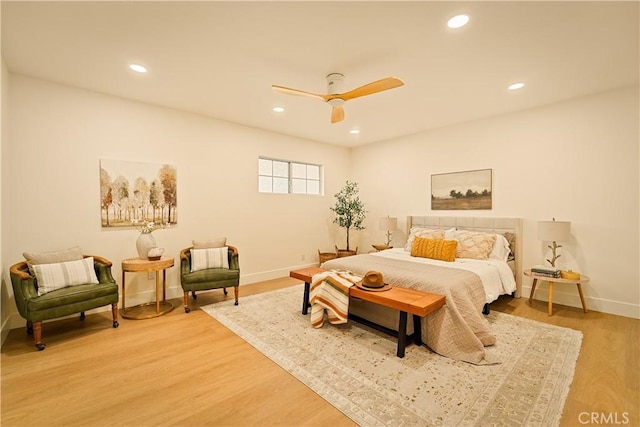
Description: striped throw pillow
xmin=34 ymin=257 xmax=99 ymax=296
xmin=410 ymin=237 xmax=458 ymax=262
xmin=190 ymin=247 xmax=229 ymax=272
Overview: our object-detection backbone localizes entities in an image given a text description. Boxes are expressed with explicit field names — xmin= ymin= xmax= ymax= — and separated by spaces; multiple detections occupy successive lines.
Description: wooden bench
xmin=289 ymin=267 xmax=446 ymax=358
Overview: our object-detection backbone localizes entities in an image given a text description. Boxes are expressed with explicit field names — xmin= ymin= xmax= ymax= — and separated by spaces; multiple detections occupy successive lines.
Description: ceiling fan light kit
xmin=272 ymin=73 xmax=404 ymax=124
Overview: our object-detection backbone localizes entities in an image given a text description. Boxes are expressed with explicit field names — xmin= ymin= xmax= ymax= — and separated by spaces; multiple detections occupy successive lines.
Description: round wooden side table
xmin=525 ymin=269 xmax=589 ymax=316
xmin=121 ymin=256 xmax=175 ymax=319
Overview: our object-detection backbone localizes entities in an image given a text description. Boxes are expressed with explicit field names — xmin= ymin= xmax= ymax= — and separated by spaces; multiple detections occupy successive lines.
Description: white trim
xmin=522 ymin=284 xmax=640 ymax=319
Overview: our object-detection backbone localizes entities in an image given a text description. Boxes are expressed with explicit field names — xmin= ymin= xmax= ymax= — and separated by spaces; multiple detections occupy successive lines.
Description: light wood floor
xmin=2 ymin=277 xmax=638 ymax=427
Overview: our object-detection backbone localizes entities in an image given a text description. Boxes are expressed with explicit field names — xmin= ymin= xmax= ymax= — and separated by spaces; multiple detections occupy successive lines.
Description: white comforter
xmin=371 ymin=248 xmax=516 ymax=303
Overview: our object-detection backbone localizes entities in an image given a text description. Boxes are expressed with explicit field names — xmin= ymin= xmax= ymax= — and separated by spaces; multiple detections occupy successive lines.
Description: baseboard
xmin=521 ymin=284 xmax=640 ymax=319
xmin=4 ymin=264 xmax=319 ymax=331
xmin=239 ymin=263 xmax=318 ymax=285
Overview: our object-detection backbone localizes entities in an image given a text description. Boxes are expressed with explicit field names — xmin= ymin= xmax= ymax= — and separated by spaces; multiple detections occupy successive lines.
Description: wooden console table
xmin=289 ymin=267 xmax=446 ymax=358
xmin=121 ymin=256 xmax=175 ymax=319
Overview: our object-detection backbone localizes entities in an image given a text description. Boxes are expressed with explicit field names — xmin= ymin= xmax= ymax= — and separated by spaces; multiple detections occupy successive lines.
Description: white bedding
xmin=371 ymin=248 xmax=516 ymax=303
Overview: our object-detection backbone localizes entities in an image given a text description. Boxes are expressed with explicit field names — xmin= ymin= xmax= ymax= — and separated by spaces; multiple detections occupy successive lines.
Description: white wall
xmin=2 ymin=75 xmax=350 ymax=329
xmin=3 ymin=75 xmax=637 ymax=337
xmin=351 ymin=86 xmax=639 ymax=319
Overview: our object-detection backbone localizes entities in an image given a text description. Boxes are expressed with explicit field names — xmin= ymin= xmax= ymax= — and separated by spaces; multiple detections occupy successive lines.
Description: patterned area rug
xmin=201 ymin=285 xmax=582 ymax=426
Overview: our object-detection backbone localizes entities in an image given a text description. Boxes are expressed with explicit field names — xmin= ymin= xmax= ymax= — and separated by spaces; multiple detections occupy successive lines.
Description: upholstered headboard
xmin=407 ymin=215 xmax=523 ymax=298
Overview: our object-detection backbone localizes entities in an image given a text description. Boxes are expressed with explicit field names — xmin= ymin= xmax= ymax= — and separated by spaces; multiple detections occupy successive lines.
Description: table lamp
xmin=537 ymin=218 xmax=571 ymax=267
xmin=379 ymin=216 xmax=397 ymax=247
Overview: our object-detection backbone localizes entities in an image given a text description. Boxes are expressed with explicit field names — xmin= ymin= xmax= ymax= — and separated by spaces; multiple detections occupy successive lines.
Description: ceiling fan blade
xmin=272 ymin=85 xmax=325 ymax=101
xmin=338 ymin=77 xmax=404 ymax=102
xmin=331 ymin=106 xmax=345 ymax=123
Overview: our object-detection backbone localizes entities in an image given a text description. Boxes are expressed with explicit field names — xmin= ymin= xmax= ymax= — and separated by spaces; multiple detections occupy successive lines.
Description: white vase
xmin=136 ymin=233 xmax=157 ymax=260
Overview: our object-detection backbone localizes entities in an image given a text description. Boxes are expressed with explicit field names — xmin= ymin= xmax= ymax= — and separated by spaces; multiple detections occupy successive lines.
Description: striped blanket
xmin=309 ymin=270 xmax=361 ymax=328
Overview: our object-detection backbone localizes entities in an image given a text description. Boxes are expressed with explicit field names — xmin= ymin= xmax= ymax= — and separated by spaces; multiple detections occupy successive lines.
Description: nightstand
xmin=524 ymin=269 xmax=589 ymax=316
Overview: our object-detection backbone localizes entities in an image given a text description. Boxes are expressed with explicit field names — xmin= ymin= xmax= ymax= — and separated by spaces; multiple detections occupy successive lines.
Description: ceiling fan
xmin=272 ymin=73 xmax=404 ymax=124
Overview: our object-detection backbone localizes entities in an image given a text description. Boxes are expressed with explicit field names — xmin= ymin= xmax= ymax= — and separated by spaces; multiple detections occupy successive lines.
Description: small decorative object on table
xmin=132 ymin=219 xmax=168 ymax=260
xmin=372 ymin=244 xmax=391 ymax=251
xmin=379 ymin=216 xmax=397 ymax=247
xmin=561 ymin=270 xmax=580 ymax=280
xmin=531 ymin=265 xmax=561 ymax=278
xmin=147 ymin=247 xmax=164 ymax=261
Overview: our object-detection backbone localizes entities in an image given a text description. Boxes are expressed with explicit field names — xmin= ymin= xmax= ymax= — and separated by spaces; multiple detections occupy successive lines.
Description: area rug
xmin=201 ymin=285 xmax=582 ymax=427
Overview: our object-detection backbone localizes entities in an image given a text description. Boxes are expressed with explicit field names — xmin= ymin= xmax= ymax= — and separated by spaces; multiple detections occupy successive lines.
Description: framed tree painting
xmin=100 ymin=159 xmax=178 ymax=228
xmin=431 ymin=168 xmax=492 ymax=210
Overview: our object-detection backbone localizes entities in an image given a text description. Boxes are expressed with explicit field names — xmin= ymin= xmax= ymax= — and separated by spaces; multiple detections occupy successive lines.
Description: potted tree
xmin=330 ymin=181 xmax=366 ymax=257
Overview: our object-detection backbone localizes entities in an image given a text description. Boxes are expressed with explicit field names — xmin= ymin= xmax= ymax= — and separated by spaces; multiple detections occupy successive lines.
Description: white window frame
xmin=258 ymin=157 xmax=323 ymax=195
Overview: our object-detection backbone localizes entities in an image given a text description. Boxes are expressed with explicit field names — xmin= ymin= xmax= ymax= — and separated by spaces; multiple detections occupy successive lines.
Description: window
xmin=258 ymin=157 xmax=322 ymax=195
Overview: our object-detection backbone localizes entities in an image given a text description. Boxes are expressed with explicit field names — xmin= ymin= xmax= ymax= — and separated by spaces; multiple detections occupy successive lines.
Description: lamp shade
xmin=538 ymin=220 xmax=571 ymax=242
xmin=379 ymin=217 xmax=397 ymax=231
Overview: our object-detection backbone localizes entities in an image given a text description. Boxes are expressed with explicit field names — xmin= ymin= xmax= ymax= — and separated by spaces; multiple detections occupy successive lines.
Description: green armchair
xmin=10 ymin=255 xmax=119 ymax=351
xmin=180 ymin=245 xmax=240 ymax=313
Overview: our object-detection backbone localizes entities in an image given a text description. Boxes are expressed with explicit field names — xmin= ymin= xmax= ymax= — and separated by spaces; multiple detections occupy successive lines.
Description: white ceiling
xmin=2 ymin=1 xmax=638 ymax=147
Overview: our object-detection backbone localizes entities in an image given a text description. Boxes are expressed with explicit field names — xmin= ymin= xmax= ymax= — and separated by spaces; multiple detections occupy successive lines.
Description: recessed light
xmin=508 ymin=82 xmax=525 ymax=90
xmin=349 ymin=129 xmax=360 ymax=135
xmin=272 ymin=106 xmax=285 ymax=113
xmin=129 ymin=64 xmax=147 ymax=73
xmin=447 ymin=14 xmax=469 ymax=29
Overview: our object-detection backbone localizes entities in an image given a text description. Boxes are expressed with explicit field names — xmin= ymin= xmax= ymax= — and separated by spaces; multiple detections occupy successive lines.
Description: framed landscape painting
xmin=431 ymin=169 xmax=492 ymax=210
xmin=100 ymin=159 xmax=178 ymax=228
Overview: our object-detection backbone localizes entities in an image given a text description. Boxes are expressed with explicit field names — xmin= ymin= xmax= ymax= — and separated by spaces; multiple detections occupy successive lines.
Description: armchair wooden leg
xmin=223 ymin=288 xmax=228 ymax=296
xmin=33 ymin=321 xmax=45 ymax=351
xmin=233 ymin=286 xmax=239 ymax=306
xmin=79 ymin=311 xmax=86 ymax=321
xmin=111 ymin=303 xmax=119 ymax=328
xmin=26 ymin=320 xmax=34 ymax=335
xmin=183 ymin=291 xmax=191 ymax=313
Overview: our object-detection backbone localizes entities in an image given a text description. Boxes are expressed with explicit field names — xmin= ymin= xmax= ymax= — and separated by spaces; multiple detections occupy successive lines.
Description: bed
xmin=321 ymin=215 xmax=523 ymax=364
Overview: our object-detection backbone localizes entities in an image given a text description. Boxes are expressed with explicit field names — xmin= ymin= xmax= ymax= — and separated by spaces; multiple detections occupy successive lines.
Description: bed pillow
xmin=489 ymin=234 xmax=512 ymax=262
xmin=34 ymin=257 xmax=99 ymax=296
xmin=404 ymin=228 xmax=446 ymax=251
xmin=503 ymin=232 xmax=516 ymax=261
xmin=192 ymin=237 xmax=227 ymax=249
xmin=454 ymin=230 xmax=497 ymax=260
xmin=190 ymin=247 xmax=229 ymax=272
xmin=411 ymin=237 xmax=458 ymax=262
xmin=23 ymin=246 xmax=84 ymax=276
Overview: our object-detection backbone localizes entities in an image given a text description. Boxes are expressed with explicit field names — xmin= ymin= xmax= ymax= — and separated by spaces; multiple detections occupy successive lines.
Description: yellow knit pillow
xmin=410 ymin=237 xmax=458 ymax=262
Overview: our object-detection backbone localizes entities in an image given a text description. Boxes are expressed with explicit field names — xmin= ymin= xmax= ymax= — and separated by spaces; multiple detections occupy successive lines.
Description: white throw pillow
xmin=190 ymin=247 xmax=229 ymax=272
xmin=34 ymin=257 xmax=99 ymax=296
xmin=489 ymin=234 xmax=512 ymax=262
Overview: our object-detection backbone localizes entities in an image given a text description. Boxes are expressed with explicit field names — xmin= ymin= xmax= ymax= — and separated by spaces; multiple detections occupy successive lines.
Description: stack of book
xmin=531 ymin=265 xmax=561 ymax=278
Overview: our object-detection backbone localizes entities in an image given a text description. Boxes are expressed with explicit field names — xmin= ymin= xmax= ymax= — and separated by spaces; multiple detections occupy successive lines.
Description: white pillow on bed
xmin=489 ymin=234 xmax=512 ymax=262
xmin=453 ymin=230 xmax=497 ymax=260
xmin=404 ymin=228 xmax=444 ymax=251
xmin=404 ymin=227 xmax=457 ymax=251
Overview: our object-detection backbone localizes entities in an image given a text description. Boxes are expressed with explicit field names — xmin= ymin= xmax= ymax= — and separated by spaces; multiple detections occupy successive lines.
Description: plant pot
xmin=318 ymin=250 xmax=337 ymax=265
xmin=335 ymin=246 xmax=358 ymax=258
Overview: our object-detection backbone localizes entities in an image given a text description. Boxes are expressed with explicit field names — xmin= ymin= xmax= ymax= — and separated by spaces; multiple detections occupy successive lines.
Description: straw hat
xmin=354 ymin=271 xmax=392 ymax=292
